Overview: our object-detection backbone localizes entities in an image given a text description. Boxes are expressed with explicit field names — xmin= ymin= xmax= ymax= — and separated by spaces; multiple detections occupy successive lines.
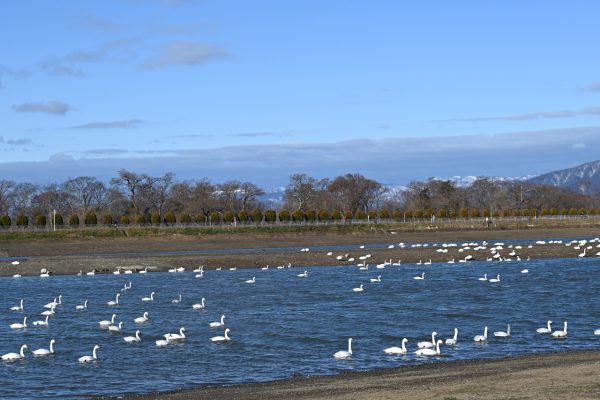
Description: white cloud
xmin=142 ymin=41 xmax=228 ymax=69
xmin=12 ymin=100 xmax=70 ymax=115
xmin=69 ymin=119 xmax=145 ymax=129
xmin=572 ymin=142 xmax=586 ymax=149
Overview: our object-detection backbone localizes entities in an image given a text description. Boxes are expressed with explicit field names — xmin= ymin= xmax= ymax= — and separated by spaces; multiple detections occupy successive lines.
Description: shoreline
xmin=2 ymin=226 xmax=599 ymax=277
xmin=109 ymin=349 xmax=600 ymax=400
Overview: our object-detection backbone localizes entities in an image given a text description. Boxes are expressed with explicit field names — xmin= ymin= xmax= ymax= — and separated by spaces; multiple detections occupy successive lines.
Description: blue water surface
xmin=1 ymin=256 xmax=599 ymax=399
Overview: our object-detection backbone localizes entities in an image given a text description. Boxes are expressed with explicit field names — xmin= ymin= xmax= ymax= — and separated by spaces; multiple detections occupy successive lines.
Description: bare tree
xmin=284 ymin=173 xmax=317 ymax=211
xmin=239 ymin=182 xmax=264 ymax=211
xmin=64 ymin=176 xmax=107 ymax=214
xmin=110 ymin=170 xmax=147 ymax=216
xmin=147 ymin=172 xmax=174 ymax=216
xmin=0 ymin=179 xmax=15 ymax=215
xmin=328 ymin=173 xmax=385 ymax=213
xmin=10 ymin=183 xmax=39 ymax=215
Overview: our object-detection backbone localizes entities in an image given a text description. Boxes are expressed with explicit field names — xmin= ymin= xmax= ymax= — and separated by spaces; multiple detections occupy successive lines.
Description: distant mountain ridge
xmin=528 ymin=160 xmax=600 ymax=194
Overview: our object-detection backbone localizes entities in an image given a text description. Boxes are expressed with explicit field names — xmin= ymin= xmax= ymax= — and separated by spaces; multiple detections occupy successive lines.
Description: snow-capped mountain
xmin=527 ymin=160 xmax=600 ymax=194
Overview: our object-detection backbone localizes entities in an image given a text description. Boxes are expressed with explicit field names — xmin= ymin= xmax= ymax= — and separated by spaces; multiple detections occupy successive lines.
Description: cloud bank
xmin=442 ymin=106 xmax=600 ymax=122
xmin=1 ymin=127 xmax=599 ymax=186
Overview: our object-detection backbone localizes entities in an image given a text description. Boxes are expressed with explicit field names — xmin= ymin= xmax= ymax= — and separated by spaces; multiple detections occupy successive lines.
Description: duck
xmin=209 ymin=315 xmax=225 ymax=328
xmin=2 ymin=344 xmax=28 ymax=361
xmin=474 ymin=326 xmax=488 ymax=342
xmin=10 ymin=317 xmax=27 ymax=329
xmin=134 ymin=312 xmax=149 ymax=324
xmin=123 ymin=330 xmax=142 ymax=343
xmin=164 ymin=327 xmax=186 ymax=341
xmin=445 ymin=328 xmax=458 ymax=345
xmin=384 ymin=338 xmax=408 ymax=354
xmin=32 ymin=339 xmax=55 ymax=356
xmin=333 ymin=338 xmax=352 ymax=359
xmin=536 ymin=320 xmax=552 ymax=334
xmin=139 ymin=267 xmax=149 ymax=274
xmin=192 ymin=298 xmax=206 ymax=310
xmin=211 ymin=328 xmax=231 ymax=343
xmin=551 ymin=321 xmax=568 ymax=338
xmin=78 ymin=345 xmax=100 ymax=363
xmin=415 ymin=340 xmax=442 ymax=356
xmin=494 ymin=324 xmax=511 ymax=337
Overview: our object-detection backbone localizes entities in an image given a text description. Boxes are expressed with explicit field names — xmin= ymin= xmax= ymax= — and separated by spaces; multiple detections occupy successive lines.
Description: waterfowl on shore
xmin=245 ymin=277 xmax=256 ymax=284
xmin=333 ymin=338 xmax=352 ymax=359
xmin=32 ymin=315 xmax=50 ymax=326
xmin=369 ymin=275 xmax=381 ymax=283
xmin=107 ymin=293 xmax=120 ymax=306
xmin=141 ymin=292 xmax=155 ymax=302
xmin=99 ymin=314 xmax=117 ymax=328
xmin=489 ymin=275 xmax=501 ymax=283
xmin=124 ymin=330 xmax=142 ymax=343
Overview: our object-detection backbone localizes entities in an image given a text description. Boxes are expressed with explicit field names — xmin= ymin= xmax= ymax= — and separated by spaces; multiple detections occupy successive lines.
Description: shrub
xmin=35 ymin=214 xmax=47 ymax=226
xmin=437 ymin=209 xmax=447 ymax=218
xmin=331 ymin=209 xmax=342 ymax=220
xmin=135 ymin=215 xmax=146 ymax=224
xmin=195 ymin=213 xmax=206 ymax=224
xmin=120 ymin=215 xmax=130 ymax=225
xmin=164 ymin=211 xmax=176 ymax=225
xmin=343 ymin=211 xmax=353 ymax=220
xmin=460 ymin=208 xmax=468 ymax=218
xmin=278 ymin=210 xmax=290 ymax=222
xmin=69 ymin=214 xmax=80 ymax=227
xmin=414 ymin=210 xmax=424 ymax=219
xmin=102 ymin=213 xmax=113 ymax=225
xmin=264 ymin=209 xmax=276 ymax=222
xmin=317 ymin=209 xmax=329 ymax=221
xmin=85 ymin=212 xmax=97 ymax=226
xmin=251 ymin=208 xmax=263 ymax=223
xmin=0 ymin=215 xmax=11 ymax=227
xmin=179 ymin=213 xmax=192 ymax=224
xmin=470 ymin=208 xmax=479 ymax=218
xmin=238 ymin=210 xmax=248 ymax=223
xmin=355 ymin=210 xmax=367 ymax=220
xmin=223 ymin=211 xmax=235 ymax=223
xmin=512 ymin=209 xmax=521 ymax=217
xmin=209 ymin=211 xmax=221 ymax=224
xmin=392 ymin=210 xmax=402 ymax=220
xmin=380 ymin=209 xmax=390 ymax=219
xmin=150 ymin=212 xmax=161 ymax=225
xmin=292 ymin=209 xmax=303 ymax=221
xmin=54 ymin=213 xmax=63 ymax=226
xmin=368 ymin=210 xmax=377 ymax=220
xmin=304 ymin=209 xmax=316 ymax=222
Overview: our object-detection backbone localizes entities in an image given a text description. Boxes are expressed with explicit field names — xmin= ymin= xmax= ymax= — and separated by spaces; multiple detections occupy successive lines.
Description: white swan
xmin=445 ymin=328 xmax=458 ymax=345
xmin=415 ymin=340 xmax=442 ymax=356
xmin=489 ymin=274 xmax=501 ymax=283
xmin=521 ymin=269 xmax=529 ymax=274
xmin=33 ymin=315 xmax=50 ymax=326
xmin=124 ymin=330 xmax=142 ymax=343
xmin=2 ymin=344 xmax=27 ymax=361
xmin=164 ymin=327 xmax=186 ymax=341
xmin=478 ymin=274 xmax=488 ymax=281
xmin=297 ymin=271 xmax=308 ymax=278
xmin=551 ymin=321 xmax=568 ymax=338
xmin=594 ymin=329 xmax=600 ymax=335
xmin=245 ymin=277 xmax=256 ymax=284
xmin=10 ymin=317 xmax=27 ymax=329
xmin=192 ymin=298 xmax=206 ymax=310
xmin=536 ymin=320 xmax=552 ymax=334
xmin=134 ymin=312 xmax=149 ymax=324
xmin=78 ymin=345 xmax=100 ymax=363
xmin=107 ymin=293 xmax=120 ymax=306
xmin=41 ymin=306 xmax=56 ymax=316
xmin=209 ymin=315 xmax=225 ymax=328
xmin=447 ymin=258 xmax=455 ymax=264
xmin=333 ymin=338 xmax=352 ymax=359
xmin=384 ymin=338 xmax=408 ymax=354
xmin=113 ymin=267 xmax=121 ymax=275
xmin=494 ymin=324 xmax=511 ymax=337
xmin=418 ymin=331 xmax=437 ymax=349
xmin=141 ymin=292 xmax=155 ymax=302
xmin=32 ymin=339 xmax=55 ymax=356
xmin=195 ymin=271 xmax=204 ymax=278
xmin=155 ymin=339 xmax=169 ymax=347
xmin=139 ymin=267 xmax=148 ymax=274
xmin=10 ymin=299 xmax=24 ymax=312
xmin=171 ymin=294 xmax=182 ymax=304
xmin=413 ymin=272 xmax=425 ymax=280
xmin=44 ymin=295 xmax=62 ymax=309
xmin=99 ymin=314 xmax=117 ymax=328
xmin=474 ymin=326 xmax=488 ymax=342
xmin=108 ymin=321 xmax=124 ymax=332
xmin=75 ymin=300 xmax=88 ymax=310
xmin=370 ymin=275 xmax=381 ymax=283
xmin=86 ymin=270 xmax=95 ymax=276
xmin=211 ymin=328 xmax=231 ymax=343
xmin=353 ymin=284 xmax=364 ymax=292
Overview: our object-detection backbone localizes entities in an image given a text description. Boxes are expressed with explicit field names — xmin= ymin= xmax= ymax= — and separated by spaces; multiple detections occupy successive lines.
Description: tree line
xmin=0 ymin=170 xmax=599 ymax=228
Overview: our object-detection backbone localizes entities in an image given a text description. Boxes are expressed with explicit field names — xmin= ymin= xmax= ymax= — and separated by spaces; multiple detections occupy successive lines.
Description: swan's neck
xmin=453 ymin=329 xmax=458 ymax=340
xmin=484 ymin=327 xmax=488 ymax=338
xmin=348 ymin=339 xmax=352 ymax=353
xmin=50 ymin=341 xmax=54 ymax=353
xmin=20 ymin=346 xmax=26 ymax=357
xmin=92 ymin=347 xmax=98 ymax=359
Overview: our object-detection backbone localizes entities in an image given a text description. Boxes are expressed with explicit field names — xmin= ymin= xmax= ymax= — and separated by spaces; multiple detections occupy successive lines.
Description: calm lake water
xmin=1 ymin=255 xmax=599 ymax=399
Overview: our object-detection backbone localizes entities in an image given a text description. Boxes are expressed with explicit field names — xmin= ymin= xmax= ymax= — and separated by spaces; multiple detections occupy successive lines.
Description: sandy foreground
xmin=111 ymin=350 xmax=600 ymax=400
xmin=1 ymin=226 xmax=599 ymax=277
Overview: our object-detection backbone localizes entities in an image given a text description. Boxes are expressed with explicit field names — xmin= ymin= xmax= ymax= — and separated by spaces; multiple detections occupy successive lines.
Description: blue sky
xmin=1 ymin=0 xmax=600 ymax=187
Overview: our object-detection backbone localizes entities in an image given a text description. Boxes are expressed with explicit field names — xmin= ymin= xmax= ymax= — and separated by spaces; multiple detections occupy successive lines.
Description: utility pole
xmin=53 ymin=209 xmax=56 ymax=231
